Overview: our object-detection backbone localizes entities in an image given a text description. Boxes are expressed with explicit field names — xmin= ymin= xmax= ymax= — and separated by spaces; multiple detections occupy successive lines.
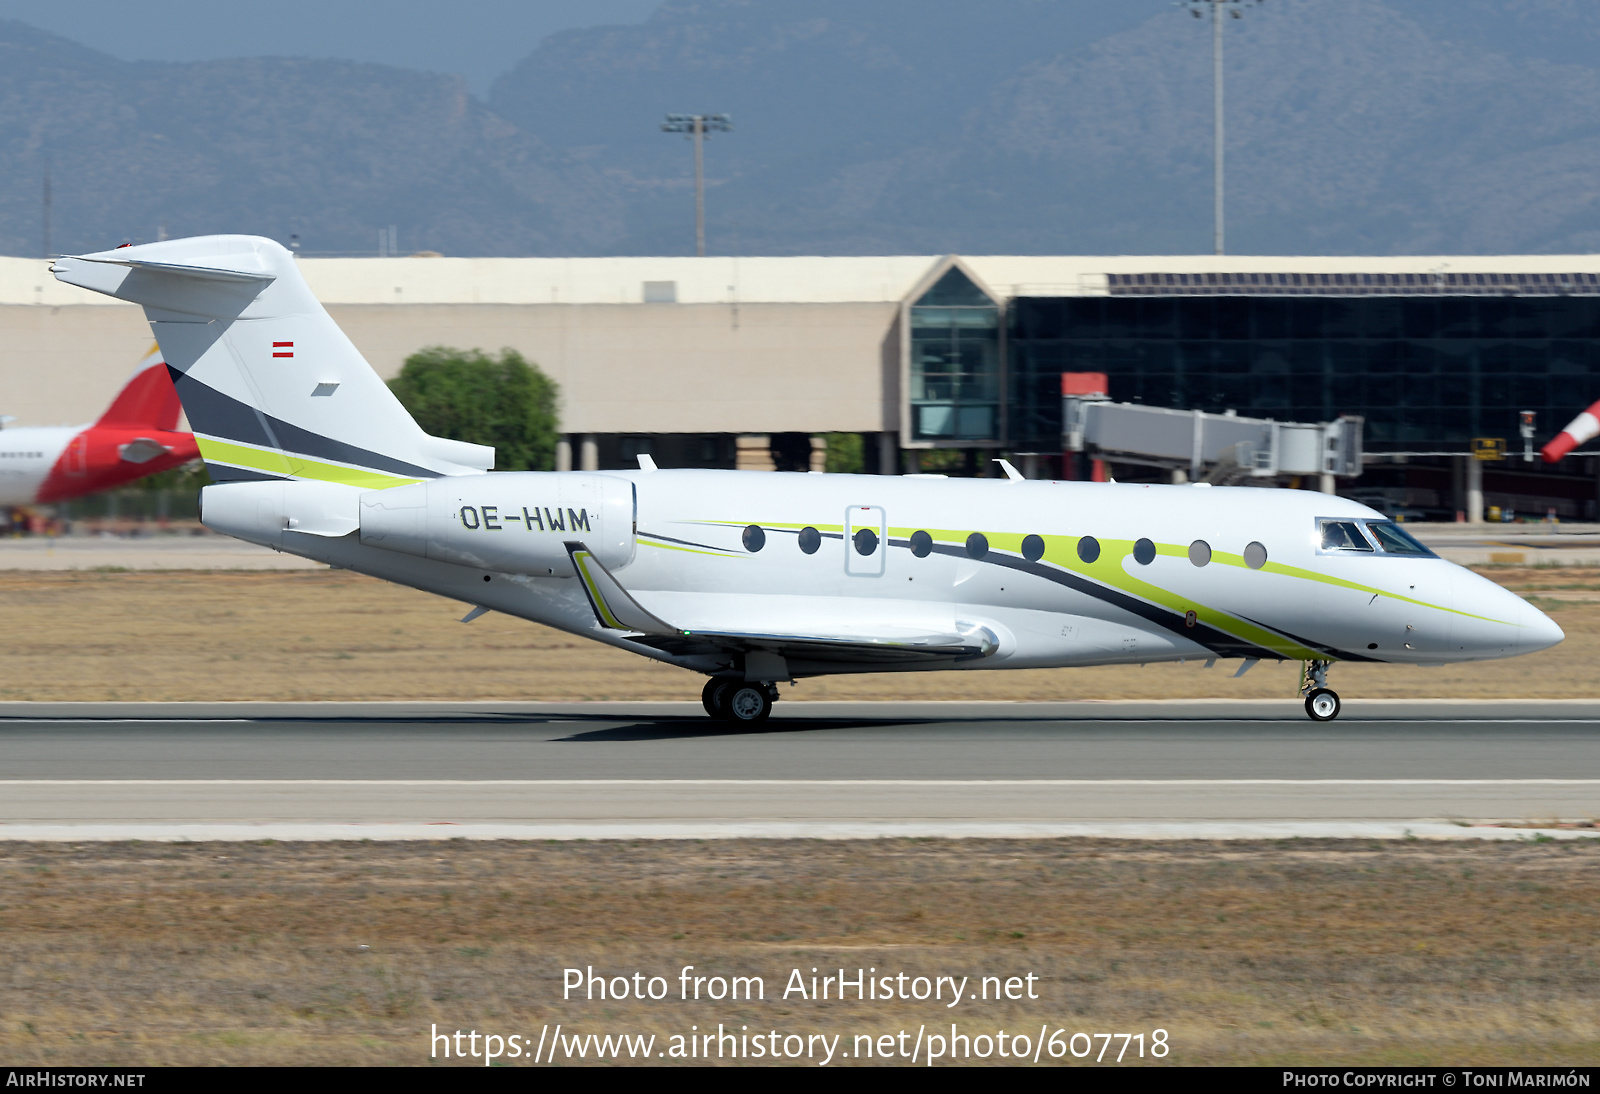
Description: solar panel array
xmin=1107 ymin=272 xmax=1600 ymax=296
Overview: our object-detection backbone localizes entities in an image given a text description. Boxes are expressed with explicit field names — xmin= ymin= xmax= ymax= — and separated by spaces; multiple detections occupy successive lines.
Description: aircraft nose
xmin=1450 ymin=568 xmax=1563 ymax=660
xmin=1517 ymin=598 xmax=1565 ymax=654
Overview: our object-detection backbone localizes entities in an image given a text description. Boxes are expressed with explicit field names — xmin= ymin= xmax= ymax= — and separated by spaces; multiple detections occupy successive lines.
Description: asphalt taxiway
xmin=2 ymin=700 xmax=1598 ymax=840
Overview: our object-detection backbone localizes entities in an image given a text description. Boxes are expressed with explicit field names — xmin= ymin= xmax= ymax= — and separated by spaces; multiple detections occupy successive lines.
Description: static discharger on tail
xmin=51 ymin=236 xmax=1565 ymax=724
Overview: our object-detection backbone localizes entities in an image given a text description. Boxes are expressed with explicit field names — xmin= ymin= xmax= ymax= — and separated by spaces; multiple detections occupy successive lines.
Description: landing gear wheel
xmin=1304 ymin=688 xmax=1341 ymax=722
xmin=701 ymin=678 xmax=735 ymax=719
xmin=723 ymin=684 xmax=774 ymax=726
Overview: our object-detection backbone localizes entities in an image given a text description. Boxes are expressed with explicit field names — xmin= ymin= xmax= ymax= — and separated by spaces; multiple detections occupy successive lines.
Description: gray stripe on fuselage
xmin=203 ymin=462 xmax=290 ymax=483
xmin=1235 ymin=615 xmax=1381 ymax=664
xmin=898 ymin=538 xmax=1287 ymax=661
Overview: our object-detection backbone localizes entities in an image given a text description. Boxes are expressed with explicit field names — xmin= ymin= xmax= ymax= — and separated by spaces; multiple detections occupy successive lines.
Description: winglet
xmin=994 ymin=459 xmax=1024 ymax=482
xmin=566 ymin=541 xmax=677 ymax=634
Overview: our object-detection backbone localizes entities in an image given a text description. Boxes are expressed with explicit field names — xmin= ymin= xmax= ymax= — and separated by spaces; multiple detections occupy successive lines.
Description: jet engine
xmin=359 ymin=472 xmax=636 ymax=576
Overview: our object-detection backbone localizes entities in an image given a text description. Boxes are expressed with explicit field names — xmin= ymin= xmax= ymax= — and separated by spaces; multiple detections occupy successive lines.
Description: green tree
xmin=387 ymin=347 xmax=560 ymax=471
xmin=823 ymin=432 xmax=865 ymax=474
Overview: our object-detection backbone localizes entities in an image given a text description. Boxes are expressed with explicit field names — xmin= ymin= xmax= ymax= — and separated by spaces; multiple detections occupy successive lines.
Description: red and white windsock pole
xmin=1542 ymin=400 xmax=1600 ymax=463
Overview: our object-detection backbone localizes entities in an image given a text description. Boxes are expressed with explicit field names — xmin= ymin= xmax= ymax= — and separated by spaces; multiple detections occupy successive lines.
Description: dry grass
xmin=1 ymin=839 xmax=1598 ymax=1066
xmin=0 ymin=566 xmax=1596 ymax=701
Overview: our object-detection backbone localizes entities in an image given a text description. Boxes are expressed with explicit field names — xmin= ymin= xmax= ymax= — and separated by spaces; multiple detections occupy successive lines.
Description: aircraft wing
xmin=631 ymin=629 xmax=995 ymax=666
xmin=565 ymin=541 xmax=996 ymax=665
xmin=567 ymin=541 xmax=676 ymax=635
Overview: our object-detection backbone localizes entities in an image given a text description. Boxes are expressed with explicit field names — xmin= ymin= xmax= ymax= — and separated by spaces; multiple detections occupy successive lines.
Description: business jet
xmin=50 ymin=236 xmax=1563 ymax=724
xmin=0 ymin=347 xmax=200 ymax=507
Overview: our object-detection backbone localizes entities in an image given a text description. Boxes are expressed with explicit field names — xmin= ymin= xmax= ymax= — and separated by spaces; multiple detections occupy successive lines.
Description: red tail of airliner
xmin=92 ymin=352 xmax=185 ymax=432
xmin=30 ymin=348 xmax=202 ymax=504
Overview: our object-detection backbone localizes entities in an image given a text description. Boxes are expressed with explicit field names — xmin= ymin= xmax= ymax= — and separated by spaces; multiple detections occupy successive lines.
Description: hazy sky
xmin=0 ymin=1 xmax=663 ymax=96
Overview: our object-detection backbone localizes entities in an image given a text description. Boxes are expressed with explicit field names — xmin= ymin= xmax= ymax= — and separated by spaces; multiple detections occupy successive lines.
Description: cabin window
xmin=1243 ymin=541 xmax=1268 ymax=569
xmin=797 ymin=526 xmax=821 ymax=554
xmin=853 ymin=527 xmax=879 ymax=556
xmin=909 ymin=530 xmax=933 ymax=558
xmin=966 ymin=532 xmax=989 ymax=559
xmin=1021 ymin=534 xmax=1045 ymax=562
xmin=1189 ymin=540 xmax=1212 ymax=567
xmin=742 ymin=525 xmax=766 ymax=552
xmin=1077 ymin=536 xmax=1100 ymax=563
xmin=1319 ymin=520 xmax=1373 ymax=552
xmin=1366 ymin=521 xmax=1433 ymax=556
xmin=1132 ymin=538 xmax=1156 ymax=565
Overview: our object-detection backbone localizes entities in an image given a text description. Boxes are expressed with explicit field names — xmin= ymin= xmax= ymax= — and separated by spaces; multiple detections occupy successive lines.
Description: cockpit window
xmin=1319 ymin=519 xmax=1373 ymax=552
xmin=1366 ymin=521 xmax=1434 ymax=557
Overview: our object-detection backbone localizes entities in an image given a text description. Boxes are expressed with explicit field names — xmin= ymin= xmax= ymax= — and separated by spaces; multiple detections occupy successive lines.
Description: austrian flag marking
xmin=272 ymin=342 xmax=294 ymax=358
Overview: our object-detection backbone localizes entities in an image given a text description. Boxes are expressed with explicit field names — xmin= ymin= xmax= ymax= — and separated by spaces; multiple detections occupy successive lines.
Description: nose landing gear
xmin=1299 ymin=659 xmax=1341 ymax=722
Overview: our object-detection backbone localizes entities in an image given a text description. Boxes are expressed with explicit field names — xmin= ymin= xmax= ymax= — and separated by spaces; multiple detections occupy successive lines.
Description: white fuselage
xmin=0 ymin=426 xmax=72 ymax=507
xmin=200 ymin=470 xmax=1561 ymax=678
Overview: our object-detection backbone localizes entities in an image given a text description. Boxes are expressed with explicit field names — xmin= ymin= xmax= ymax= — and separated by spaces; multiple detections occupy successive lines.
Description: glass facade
xmin=909 ymin=267 xmax=1001 ymax=443
xmin=1009 ymin=295 xmax=1600 ymax=454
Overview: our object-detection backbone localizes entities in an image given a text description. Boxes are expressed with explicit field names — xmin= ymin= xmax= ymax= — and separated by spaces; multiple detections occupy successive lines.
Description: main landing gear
xmin=1299 ymin=659 xmax=1341 ymax=722
xmin=700 ymin=677 xmax=778 ymax=726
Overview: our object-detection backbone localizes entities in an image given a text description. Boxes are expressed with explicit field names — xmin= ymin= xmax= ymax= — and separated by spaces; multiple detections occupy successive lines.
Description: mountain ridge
xmin=6 ymin=2 xmax=1600 ymax=258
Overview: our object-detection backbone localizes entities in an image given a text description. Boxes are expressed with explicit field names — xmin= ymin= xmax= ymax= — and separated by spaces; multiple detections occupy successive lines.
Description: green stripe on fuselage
xmin=700 ymin=518 xmax=1510 ymax=656
xmin=893 ymin=527 xmax=1320 ymax=659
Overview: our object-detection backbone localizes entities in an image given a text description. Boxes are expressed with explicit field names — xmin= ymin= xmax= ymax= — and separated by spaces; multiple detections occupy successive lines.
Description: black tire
xmin=1304 ymin=688 xmax=1341 ymax=722
xmin=723 ymin=684 xmax=774 ymax=726
xmin=701 ymin=678 xmax=735 ymax=719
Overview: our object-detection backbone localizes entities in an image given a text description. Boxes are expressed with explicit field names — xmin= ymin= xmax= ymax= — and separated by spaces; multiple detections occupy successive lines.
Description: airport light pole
xmin=1185 ymin=0 xmax=1263 ymax=256
xmin=41 ymin=159 xmax=51 ymax=259
xmin=661 ymin=113 xmax=732 ymax=257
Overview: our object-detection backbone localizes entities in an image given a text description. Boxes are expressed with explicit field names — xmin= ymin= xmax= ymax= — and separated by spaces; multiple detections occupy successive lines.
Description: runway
xmin=3 ymin=699 xmax=1600 ymax=840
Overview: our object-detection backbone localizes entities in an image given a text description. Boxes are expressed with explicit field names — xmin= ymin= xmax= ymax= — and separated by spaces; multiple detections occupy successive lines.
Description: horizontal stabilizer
xmin=59 ymin=254 xmax=276 ymax=284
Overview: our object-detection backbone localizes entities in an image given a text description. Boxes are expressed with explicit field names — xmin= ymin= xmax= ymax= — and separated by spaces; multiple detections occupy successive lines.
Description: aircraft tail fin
xmin=94 ymin=346 xmax=183 ymax=431
xmin=51 ymin=235 xmax=494 ymax=488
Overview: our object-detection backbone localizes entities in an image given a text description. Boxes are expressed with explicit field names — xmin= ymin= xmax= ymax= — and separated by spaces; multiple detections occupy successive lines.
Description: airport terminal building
xmin=5 ymin=250 xmax=1600 ymax=517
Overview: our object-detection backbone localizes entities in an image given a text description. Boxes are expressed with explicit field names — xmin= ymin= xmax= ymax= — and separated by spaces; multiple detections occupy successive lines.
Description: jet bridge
xmin=1061 ymin=374 xmax=1363 ymax=485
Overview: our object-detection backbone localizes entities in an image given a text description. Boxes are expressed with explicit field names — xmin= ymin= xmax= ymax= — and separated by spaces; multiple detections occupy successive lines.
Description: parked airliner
xmin=51 ymin=236 xmax=1563 ymax=723
xmin=1 ymin=348 xmax=200 ymax=507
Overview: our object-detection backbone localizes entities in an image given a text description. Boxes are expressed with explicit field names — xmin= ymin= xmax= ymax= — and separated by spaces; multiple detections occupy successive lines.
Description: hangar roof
xmin=7 ymin=252 xmax=1600 ymax=308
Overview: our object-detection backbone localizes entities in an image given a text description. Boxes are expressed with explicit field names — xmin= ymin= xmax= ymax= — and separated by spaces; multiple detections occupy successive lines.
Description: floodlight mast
xmin=1185 ymin=0 xmax=1263 ymax=256
xmin=661 ymin=113 xmax=733 ymax=257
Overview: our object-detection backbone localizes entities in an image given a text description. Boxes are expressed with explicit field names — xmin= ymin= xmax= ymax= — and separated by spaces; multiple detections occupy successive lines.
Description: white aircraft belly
xmin=966 ymin=605 xmax=1202 ymax=668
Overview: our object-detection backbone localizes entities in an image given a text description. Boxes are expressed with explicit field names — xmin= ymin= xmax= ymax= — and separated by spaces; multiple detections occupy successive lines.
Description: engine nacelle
xmin=358 ymin=472 xmax=635 ymax=576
